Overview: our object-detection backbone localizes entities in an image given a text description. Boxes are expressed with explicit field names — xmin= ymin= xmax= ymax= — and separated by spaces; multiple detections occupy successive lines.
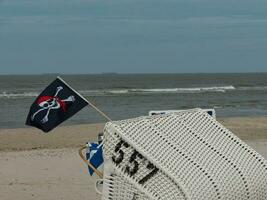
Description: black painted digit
xmin=138 ymin=163 xmax=159 ymax=185
xmin=112 ymin=139 xmax=129 ymax=165
xmin=112 ymin=139 xmax=158 ymax=185
xmin=125 ymin=150 xmax=143 ymax=176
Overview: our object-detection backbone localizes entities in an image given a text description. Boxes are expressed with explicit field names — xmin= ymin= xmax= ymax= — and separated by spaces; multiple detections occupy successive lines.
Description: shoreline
xmin=0 ymin=116 xmax=267 ymax=152
xmin=0 ymin=123 xmax=104 ymax=152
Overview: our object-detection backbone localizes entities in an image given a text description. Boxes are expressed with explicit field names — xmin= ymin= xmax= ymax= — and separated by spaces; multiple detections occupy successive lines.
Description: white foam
xmin=128 ymin=86 xmax=235 ymax=93
xmin=0 ymin=92 xmax=39 ymax=98
xmin=238 ymin=86 xmax=267 ymax=91
xmin=108 ymin=89 xmax=129 ymax=94
xmin=0 ymin=86 xmax=237 ymax=98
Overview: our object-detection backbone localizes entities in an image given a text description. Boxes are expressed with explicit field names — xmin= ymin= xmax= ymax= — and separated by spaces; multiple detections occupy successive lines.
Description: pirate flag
xmin=26 ymin=77 xmax=88 ymax=132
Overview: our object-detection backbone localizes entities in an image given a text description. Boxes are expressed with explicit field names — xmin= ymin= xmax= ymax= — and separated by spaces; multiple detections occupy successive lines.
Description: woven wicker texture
xmin=101 ymin=159 xmax=151 ymax=200
xmin=102 ymin=108 xmax=267 ymax=200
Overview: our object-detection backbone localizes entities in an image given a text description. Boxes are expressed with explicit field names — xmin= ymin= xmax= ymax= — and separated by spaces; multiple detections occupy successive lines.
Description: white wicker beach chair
xmin=149 ymin=108 xmax=216 ymax=119
xmin=102 ymin=108 xmax=267 ymax=200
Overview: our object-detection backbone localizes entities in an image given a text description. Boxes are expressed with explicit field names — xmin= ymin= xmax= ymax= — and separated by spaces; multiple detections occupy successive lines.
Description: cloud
xmin=1 ymin=0 xmax=267 ymax=73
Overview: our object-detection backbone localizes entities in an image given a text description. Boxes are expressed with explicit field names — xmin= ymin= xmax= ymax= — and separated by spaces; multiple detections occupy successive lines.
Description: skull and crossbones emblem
xmin=31 ymin=86 xmax=75 ymax=124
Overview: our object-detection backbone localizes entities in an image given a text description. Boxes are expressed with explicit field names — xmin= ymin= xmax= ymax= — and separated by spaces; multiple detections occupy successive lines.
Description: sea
xmin=0 ymin=73 xmax=267 ymax=129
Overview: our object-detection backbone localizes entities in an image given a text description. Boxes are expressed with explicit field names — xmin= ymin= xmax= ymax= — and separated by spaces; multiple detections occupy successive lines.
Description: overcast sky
xmin=0 ymin=0 xmax=267 ymax=74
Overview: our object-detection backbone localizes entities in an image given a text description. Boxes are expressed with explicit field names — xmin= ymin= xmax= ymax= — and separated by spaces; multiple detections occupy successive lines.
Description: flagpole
xmin=57 ymin=76 xmax=111 ymax=177
xmin=87 ymin=101 xmax=112 ymax=122
xmin=79 ymin=101 xmax=110 ymax=178
xmin=57 ymin=76 xmax=112 ymax=122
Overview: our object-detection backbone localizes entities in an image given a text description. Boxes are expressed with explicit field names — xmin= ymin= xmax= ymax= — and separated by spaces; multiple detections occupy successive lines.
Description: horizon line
xmin=0 ymin=71 xmax=267 ymax=76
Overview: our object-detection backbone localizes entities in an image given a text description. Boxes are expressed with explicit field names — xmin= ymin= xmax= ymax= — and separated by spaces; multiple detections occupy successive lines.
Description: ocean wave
xmin=128 ymin=86 xmax=236 ymax=93
xmin=1 ymin=85 xmax=267 ymax=99
xmin=81 ymin=86 xmax=236 ymax=95
xmin=238 ymin=86 xmax=267 ymax=91
xmin=0 ymin=86 xmax=236 ymax=98
xmin=0 ymin=92 xmax=39 ymax=98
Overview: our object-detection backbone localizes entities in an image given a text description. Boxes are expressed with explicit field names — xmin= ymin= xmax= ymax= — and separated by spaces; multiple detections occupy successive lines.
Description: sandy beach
xmin=0 ymin=117 xmax=267 ymax=200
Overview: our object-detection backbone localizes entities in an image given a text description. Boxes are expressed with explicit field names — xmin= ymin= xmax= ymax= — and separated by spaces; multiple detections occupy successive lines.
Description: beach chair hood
xmin=102 ymin=108 xmax=267 ymax=200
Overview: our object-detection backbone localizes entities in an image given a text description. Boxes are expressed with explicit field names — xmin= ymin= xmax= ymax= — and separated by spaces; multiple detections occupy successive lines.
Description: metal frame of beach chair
xmin=148 ymin=108 xmax=216 ymax=119
xmin=79 ymin=144 xmax=103 ymax=178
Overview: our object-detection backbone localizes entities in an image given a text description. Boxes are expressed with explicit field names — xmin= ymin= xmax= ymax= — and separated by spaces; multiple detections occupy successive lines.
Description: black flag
xmin=26 ymin=77 xmax=88 ymax=132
